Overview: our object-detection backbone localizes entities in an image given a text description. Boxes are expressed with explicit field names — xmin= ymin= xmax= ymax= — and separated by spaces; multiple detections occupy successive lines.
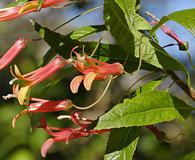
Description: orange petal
xmin=83 ymin=72 xmax=97 ymax=91
xmin=70 ymin=75 xmax=84 ymax=94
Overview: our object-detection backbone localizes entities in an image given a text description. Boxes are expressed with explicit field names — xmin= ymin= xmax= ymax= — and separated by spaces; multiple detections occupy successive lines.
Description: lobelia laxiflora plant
xmin=1 ymin=0 xmax=195 ymax=159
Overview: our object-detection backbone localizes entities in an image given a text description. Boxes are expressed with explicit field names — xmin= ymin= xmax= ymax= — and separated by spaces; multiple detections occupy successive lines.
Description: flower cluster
xmin=0 ymin=0 xmax=124 ymax=158
xmin=1 ymin=25 xmax=123 ymax=159
xmin=70 ymin=49 xmax=124 ymax=93
xmin=38 ymin=111 xmax=111 ymax=157
xmin=1 ymin=43 xmax=122 ymax=157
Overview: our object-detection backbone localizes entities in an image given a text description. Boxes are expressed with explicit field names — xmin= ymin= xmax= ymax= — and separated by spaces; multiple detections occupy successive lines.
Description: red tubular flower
xmin=28 ymin=98 xmax=72 ymax=113
xmin=9 ymin=56 xmax=66 ymax=105
xmin=70 ymin=52 xmax=124 ymax=93
xmin=12 ymin=98 xmax=73 ymax=128
xmin=146 ymin=12 xmax=188 ymax=51
xmin=11 ymin=56 xmax=66 ymax=87
xmin=0 ymin=0 xmax=70 ymax=22
xmin=159 ymin=23 xmax=188 ymax=50
xmin=39 ymin=111 xmax=111 ymax=157
xmin=0 ymin=38 xmax=27 ymax=71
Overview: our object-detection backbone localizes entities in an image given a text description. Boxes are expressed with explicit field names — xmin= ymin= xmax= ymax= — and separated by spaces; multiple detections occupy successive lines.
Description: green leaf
xmin=70 ymin=25 xmax=107 ymax=40
xmin=138 ymin=80 xmax=162 ymax=94
xmin=151 ymin=9 xmax=195 ymax=36
xmin=104 ymin=0 xmax=161 ymax=69
xmin=38 ymin=0 xmax=44 ymax=10
xmin=32 ymin=21 xmax=82 ymax=59
xmin=32 ymin=21 xmax=161 ymax=72
xmin=32 ymin=21 xmax=108 ymax=59
xmin=114 ymin=0 xmax=151 ymax=30
xmin=95 ymin=91 xmax=192 ymax=130
xmin=105 ymin=127 xmax=140 ymax=160
xmin=104 ymin=0 xmax=135 ymax=53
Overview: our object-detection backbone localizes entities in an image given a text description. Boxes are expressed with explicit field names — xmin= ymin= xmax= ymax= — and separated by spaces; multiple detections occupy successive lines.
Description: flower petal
xmin=70 ymin=75 xmax=84 ymax=94
xmin=18 ymin=85 xmax=30 ymax=105
xmin=83 ymin=72 xmax=97 ymax=91
xmin=13 ymin=65 xmax=25 ymax=80
xmin=19 ymin=2 xmax=37 ymax=14
xmin=41 ymin=138 xmax=54 ymax=157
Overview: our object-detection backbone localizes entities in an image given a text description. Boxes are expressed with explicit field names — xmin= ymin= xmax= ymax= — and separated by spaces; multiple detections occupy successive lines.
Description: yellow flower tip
xmin=13 ymin=65 xmax=23 ymax=78
xmin=18 ymin=85 xmax=30 ymax=105
xmin=19 ymin=2 xmax=38 ymax=14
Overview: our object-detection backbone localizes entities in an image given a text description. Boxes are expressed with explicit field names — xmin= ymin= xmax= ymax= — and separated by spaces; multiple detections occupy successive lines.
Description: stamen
xmin=9 ymin=78 xmax=18 ymax=85
xmin=72 ymin=75 xmax=113 ymax=110
xmin=57 ymin=115 xmax=71 ymax=120
xmin=2 ymin=94 xmax=17 ymax=100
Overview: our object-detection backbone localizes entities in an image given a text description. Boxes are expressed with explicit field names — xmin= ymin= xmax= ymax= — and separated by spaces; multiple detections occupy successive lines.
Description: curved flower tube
xmin=12 ymin=98 xmax=73 ymax=128
xmin=0 ymin=0 xmax=71 ymax=22
xmin=146 ymin=12 xmax=188 ymax=51
xmin=7 ymin=56 xmax=66 ymax=105
xmin=11 ymin=56 xmax=66 ymax=87
xmin=38 ymin=112 xmax=111 ymax=157
xmin=0 ymin=38 xmax=27 ymax=71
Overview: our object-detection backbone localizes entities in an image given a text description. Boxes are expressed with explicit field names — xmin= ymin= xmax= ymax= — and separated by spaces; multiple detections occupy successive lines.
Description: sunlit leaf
xmin=32 ymin=21 xmax=161 ymax=72
xmin=104 ymin=0 xmax=161 ymax=69
xmin=95 ymin=91 xmax=192 ymax=130
xmin=105 ymin=127 xmax=140 ymax=160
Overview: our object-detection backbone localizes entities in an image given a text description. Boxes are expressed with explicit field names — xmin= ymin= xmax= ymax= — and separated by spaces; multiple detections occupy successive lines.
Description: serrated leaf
xmin=105 ymin=127 xmax=140 ymax=160
xmin=151 ymin=9 xmax=195 ymax=36
xmin=32 ymin=21 xmax=161 ymax=72
xmin=115 ymin=0 xmax=151 ymax=30
xmin=138 ymin=80 xmax=162 ymax=94
xmin=104 ymin=0 xmax=161 ymax=69
xmin=104 ymin=0 xmax=135 ymax=53
xmin=95 ymin=91 xmax=192 ymax=130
